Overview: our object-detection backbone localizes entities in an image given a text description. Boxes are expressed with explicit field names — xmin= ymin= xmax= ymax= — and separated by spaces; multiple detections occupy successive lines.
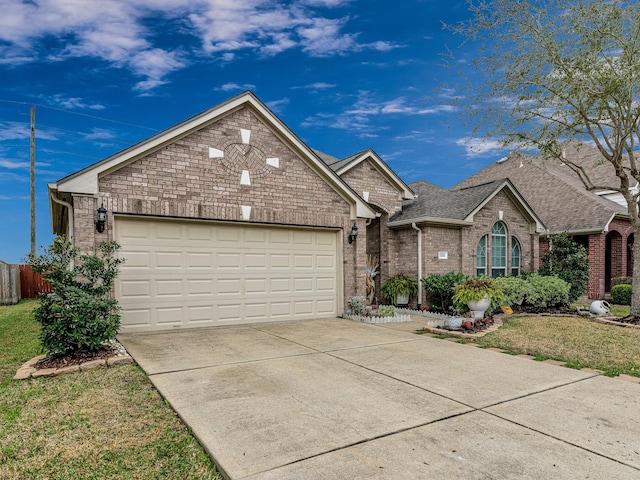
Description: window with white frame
xmin=476 ymin=235 xmax=487 ymax=275
xmin=511 ymin=237 xmax=521 ymax=276
xmin=491 ymin=221 xmax=507 ymax=277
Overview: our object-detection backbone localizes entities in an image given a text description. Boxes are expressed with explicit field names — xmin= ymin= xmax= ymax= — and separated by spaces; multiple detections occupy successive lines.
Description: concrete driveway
xmin=118 ymin=317 xmax=640 ymax=479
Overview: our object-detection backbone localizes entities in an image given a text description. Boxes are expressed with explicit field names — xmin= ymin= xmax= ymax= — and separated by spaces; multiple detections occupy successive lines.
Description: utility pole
xmin=30 ymin=106 xmax=36 ymax=256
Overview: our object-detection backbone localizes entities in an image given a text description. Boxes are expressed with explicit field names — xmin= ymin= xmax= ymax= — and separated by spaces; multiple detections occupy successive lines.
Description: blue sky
xmin=0 ymin=0 xmax=503 ymax=263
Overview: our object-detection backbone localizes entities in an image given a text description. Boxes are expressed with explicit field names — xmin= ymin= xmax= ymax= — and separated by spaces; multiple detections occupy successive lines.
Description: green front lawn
xmin=471 ymin=314 xmax=640 ymax=378
xmin=0 ymin=300 xmax=222 ymax=479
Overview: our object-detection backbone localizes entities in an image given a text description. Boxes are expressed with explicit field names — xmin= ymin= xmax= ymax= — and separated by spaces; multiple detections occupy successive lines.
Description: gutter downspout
xmin=411 ymin=222 xmax=422 ymax=306
xmin=49 ymin=190 xmax=74 ymax=240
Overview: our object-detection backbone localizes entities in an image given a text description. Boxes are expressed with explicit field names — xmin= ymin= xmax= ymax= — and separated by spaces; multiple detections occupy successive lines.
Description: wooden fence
xmin=0 ymin=261 xmax=20 ymax=305
xmin=19 ymin=265 xmax=53 ymax=299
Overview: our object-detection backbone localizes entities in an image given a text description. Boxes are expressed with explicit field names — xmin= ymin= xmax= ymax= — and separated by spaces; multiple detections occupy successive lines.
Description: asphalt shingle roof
xmin=391 ymin=179 xmax=511 ymax=223
xmin=452 ymin=142 xmax=628 ymax=233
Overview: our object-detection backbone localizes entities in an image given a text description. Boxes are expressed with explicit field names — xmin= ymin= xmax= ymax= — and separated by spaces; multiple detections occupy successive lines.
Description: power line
xmin=0 ymin=99 xmax=159 ymax=132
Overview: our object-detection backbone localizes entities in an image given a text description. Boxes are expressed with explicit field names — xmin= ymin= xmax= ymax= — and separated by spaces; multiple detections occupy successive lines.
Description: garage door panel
xmin=245 ymin=303 xmax=268 ymax=320
xmin=218 ymin=279 xmax=242 ymax=295
xmin=186 ymin=252 xmax=214 ymax=269
xmin=123 ymin=308 xmax=152 ymax=326
xmin=294 ymin=254 xmax=313 ymax=269
xmin=294 ymin=277 xmax=313 ymax=293
xmin=270 ymin=302 xmax=292 ymax=317
xmin=270 ymin=254 xmax=291 ymax=269
xmin=217 ymin=304 xmax=242 ymax=322
xmin=317 ymin=277 xmax=335 ymax=292
xmin=245 ymin=279 xmax=267 ymax=295
xmin=156 ymin=279 xmax=184 ymax=297
xmin=317 ymin=299 xmax=336 ymax=315
xmin=294 ymin=301 xmax=313 ymax=316
xmin=188 ymin=305 xmax=214 ymax=322
xmin=293 ymin=231 xmax=313 ymax=245
xmin=116 ymin=217 xmax=340 ymax=332
xmin=245 ymin=253 xmax=267 ymax=269
xmin=270 ymin=278 xmax=291 ymax=294
xmin=155 ymin=252 xmax=182 ymax=268
xmin=118 ymin=278 xmax=150 ymax=295
xmin=156 ymin=307 xmax=184 ymax=325
xmin=218 ymin=253 xmax=241 ymax=269
xmin=120 ymin=250 xmax=151 ymax=269
xmin=317 ymin=254 xmax=335 ymax=269
xmin=217 ymin=228 xmax=241 ymax=242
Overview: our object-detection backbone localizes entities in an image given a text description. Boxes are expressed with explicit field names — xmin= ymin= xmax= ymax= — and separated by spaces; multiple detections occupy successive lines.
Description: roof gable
xmin=322 ymin=149 xmax=414 ymax=201
xmin=50 ymin=91 xmax=375 ymax=220
xmin=390 ymin=178 xmax=545 ymax=231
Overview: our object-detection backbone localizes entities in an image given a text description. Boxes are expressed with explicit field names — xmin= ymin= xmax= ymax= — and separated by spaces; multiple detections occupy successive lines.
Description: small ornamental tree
xmin=26 ymin=237 xmax=125 ymax=355
xmin=539 ymin=233 xmax=589 ymax=303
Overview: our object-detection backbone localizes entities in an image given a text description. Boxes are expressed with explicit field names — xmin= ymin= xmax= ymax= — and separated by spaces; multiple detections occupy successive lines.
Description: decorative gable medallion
xmin=209 ymin=128 xmax=280 ymax=182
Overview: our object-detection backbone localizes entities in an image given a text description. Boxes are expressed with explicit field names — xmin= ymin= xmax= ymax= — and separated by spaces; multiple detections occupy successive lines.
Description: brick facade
xmin=339 ymin=160 xmax=404 ymax=215
xmin=539 ymin=217 xmax=634 ymax=300
xmin=80 ymin=106 xmax=368 ymax=310
xmin=386 ymin=190 xmax=540 ymax=289
xmin=340 ymin=158 xmax=406 ymax=301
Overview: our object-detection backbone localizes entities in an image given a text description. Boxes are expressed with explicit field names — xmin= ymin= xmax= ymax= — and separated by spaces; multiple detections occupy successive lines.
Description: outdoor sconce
xmin=348 ymin=223 xmax=359 ymax=244
xmin=96 ymin=203 xmax=107 ymax=233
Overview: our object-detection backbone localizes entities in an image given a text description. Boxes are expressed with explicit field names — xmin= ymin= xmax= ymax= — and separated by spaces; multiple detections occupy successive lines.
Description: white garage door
xmin=114 ymin=216 xmax=342 ymax=332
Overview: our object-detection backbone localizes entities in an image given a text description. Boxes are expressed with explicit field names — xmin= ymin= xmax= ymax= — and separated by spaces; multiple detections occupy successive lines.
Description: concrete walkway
xmin=118 ymin=317 xmax=640 ymax=479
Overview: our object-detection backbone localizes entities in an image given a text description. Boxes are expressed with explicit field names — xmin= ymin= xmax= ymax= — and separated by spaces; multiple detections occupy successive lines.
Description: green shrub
xmin=421 ymin=272 xmax=467 ymax=313
xmin=452 ymin=275 xmax=505 ymax=313
xmin=611 ymin=284 xmax=632 ymax=305
xmin=525 ymin=274 xmax=570 ymax=308
xmin=26 ymin=237 xmax=125 ymax=355
xmin=377 ymin=305 xmax=395 ymax=317
xmin=539 ymin=233 xmax=589 ymax=302
xmin=381 ymin=274 xmax=419 ymax=305
xmin=494 ymin=276 xmax=534 ymax=308
xmin=611 ymin=276 xmax=633 ymax=287
xmin=347 ymin=296 xmax=369 ymax=316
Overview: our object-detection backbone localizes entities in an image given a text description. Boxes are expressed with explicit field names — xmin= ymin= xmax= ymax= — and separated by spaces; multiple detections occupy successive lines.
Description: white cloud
xmin=265 ymin=97 xmax=290 ymax=113
xmin=292 ymin=82 xmax=336 ymax=90
xmin=456 ymin=137 xmax=505 ymax=157
xmin=0 ymin=0 xmax=395 ymax=90
xmin=217 ymin=82 xmax=257 ymax=92
xmin=0 ymin=159 xmax=29 ymax=169
xmin=48 ymin=95 xmax=106 ymax=110
xmin=303 ymin=92 xmax=457 ymax=135
xmin=0 ymin=122 xmax=58 ymax=142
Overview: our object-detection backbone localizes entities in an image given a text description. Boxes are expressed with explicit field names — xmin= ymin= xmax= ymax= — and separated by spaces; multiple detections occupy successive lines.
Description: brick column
xmin=588 ymin=233 xmax=606 ymax=299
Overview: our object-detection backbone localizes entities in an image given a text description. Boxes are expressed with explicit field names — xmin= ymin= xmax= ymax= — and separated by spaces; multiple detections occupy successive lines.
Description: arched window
xmin=511 ymin=237 xmax=521 ymax=276
xmin=491 ymin=221 xmax=507 ymax=277
xmin=476 ymin=235 xmax=487 ymax=275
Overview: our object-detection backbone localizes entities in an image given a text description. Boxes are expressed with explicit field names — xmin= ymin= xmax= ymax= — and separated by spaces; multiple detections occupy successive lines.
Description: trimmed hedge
xmin=611 ymin=276 xmax=633 ymax=287
xmin=611 ymin=284 xmax=632 ymax=305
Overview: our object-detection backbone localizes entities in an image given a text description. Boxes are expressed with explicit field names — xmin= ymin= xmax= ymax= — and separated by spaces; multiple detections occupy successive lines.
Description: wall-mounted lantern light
xmin=348 ymin=223 xmax=358 ymax=244
xmin=96 ymin=203 xmax=107 ymax=233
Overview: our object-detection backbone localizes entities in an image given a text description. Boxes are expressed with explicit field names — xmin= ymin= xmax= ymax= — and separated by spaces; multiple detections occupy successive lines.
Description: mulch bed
xmin=616 ymin=316 xmax=640 ymax=325
xmin=35 ymin=344 xmax=118 ymax=370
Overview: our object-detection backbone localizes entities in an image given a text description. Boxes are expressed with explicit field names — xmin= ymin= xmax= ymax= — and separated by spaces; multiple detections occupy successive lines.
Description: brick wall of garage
xmin=73 ymin=105 xmax=368 ymax=309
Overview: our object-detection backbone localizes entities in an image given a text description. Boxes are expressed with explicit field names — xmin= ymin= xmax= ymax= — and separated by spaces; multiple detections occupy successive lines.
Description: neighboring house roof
xmin=453 ymin=141 xmax=628 ymax=234
xmin=48 ymin=91 xmax=376 ymax=230
xmin=316 ymin=148 xmax=415 ymax=201
xmin=389 ymin=178 xmax=545 ymax=231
